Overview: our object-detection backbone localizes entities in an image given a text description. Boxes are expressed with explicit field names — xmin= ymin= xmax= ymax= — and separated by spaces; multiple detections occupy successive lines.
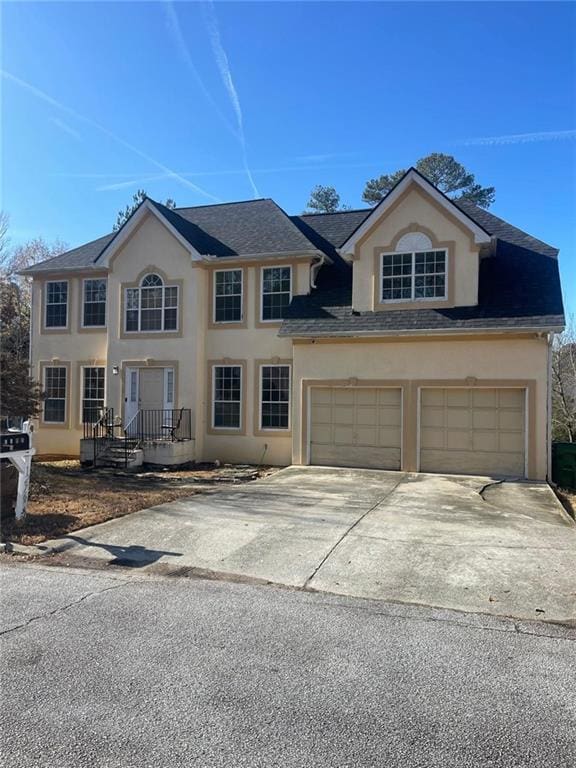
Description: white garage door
xmin=419 ymin=387 xmax=526 ymax=477
xmin=310 ymin=387 xmax=402 ymax=470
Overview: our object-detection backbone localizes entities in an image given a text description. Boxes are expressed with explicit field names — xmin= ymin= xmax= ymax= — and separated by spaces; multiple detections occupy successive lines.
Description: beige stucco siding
xmin=292 ymin=336 xmax=549 ymax=480
xmin=352 ymin=185 xmax=480 ymax=312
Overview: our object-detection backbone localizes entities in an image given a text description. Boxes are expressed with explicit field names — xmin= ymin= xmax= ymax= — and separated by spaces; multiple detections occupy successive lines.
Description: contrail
xmin=460 ymin=129 xmax=576 ymax=146
xmin=201 ymin=0 xmax=260 ymax=198
xmin=1 ymin=70 xmax=220 ymax=202
xmin=163 ymin=0 xmax=239 ymax=140
xmin=50 ymin=117 xmax=82 ymax=140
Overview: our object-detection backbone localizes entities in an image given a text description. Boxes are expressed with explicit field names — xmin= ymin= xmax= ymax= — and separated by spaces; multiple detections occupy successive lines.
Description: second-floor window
xmin=380 ymin=250 xmax=447 ymax=302
xmin=125 ymin=273 xmax=178 ymax=333
xmin=261 ymin=266 xmax=291 ymax=321
xmin=214 ymin=269 xmax=243 ymax=323
xmin=83 ymin=278 xmax=107 ymax=327
xmin=45 ymin=281 xmax=68 ymax=328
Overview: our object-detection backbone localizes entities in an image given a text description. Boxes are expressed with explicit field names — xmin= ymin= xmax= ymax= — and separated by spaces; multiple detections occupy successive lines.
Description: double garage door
xmin=310 ymin=386 xmax=526 ymax=477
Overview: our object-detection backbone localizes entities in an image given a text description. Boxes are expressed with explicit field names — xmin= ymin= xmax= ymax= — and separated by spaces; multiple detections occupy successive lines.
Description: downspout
xmin=310 ymin=254 xmax=327 ymax=290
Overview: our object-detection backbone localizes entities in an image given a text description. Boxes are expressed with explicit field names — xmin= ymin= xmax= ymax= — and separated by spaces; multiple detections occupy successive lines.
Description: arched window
xmin=125 ymin=273 xmax=178 ymax=332
xmin=379 ymin=232 xmax=447 ymax=303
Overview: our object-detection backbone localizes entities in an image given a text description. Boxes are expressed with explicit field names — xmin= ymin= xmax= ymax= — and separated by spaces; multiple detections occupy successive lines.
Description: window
xmin=125 ymin=273 xmax=178 ymax=332
xmin=45 ymin=281 xmax=68 ymax=328
xmin=82 ymin=367 xmax=105 ymax=424
xmin=212 ymin=365 xmax=242 ymax=429
xmin=260 ymin=365 xmax=290 ymax=430
xmin=166 ymin=369 xmax=174 ymax=406
xmin=83 ymin=279 xmax=107 ymax=327
xmin=214 ymin=270 xmax=243 ymax=323
xmin=381 ymin=250 xmax=446 ymax=302
xmin=261 ymin=266 xmax=291 ymax=321
xmin=43 ymin=367 xmax=67 ymax=423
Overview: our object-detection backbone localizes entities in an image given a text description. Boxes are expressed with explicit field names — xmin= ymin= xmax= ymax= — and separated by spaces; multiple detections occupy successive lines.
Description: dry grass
xmin=2 ymin=460 xmax=278 ymax=545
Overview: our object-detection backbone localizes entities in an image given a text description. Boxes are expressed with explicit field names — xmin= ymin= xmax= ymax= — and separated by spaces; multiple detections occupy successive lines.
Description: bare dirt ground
xmin=1 ymin=460 xmax=278 ymax=545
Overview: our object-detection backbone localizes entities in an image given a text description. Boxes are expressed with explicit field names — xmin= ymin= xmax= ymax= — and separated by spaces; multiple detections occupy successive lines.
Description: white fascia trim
xmin=97 ymin=200 xmax=206 ymax=266
xmin=340 ymin=170 xmax=492 ymax=254
xmin=285 ymin=325 xmax=565 ymax=339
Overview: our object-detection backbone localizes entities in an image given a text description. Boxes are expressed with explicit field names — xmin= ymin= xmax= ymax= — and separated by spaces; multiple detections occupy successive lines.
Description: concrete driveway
xmin=42 ymin=466 xmax=576 ymax=622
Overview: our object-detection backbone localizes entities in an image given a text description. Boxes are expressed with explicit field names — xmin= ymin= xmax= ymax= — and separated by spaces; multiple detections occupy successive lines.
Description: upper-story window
xmin=214 ymin=269 xmax=243 ymax=323
xmin=45 ymin=280 xmax=68 ymax=328
xmin=83 ymin=278 xmax=107 ymax=327
xmin=261 ymin=266 xmax=292 ymax=321
xmin=125 ymin=273 xmax=178 ymax=332
xmin=380 ymin=250 xmax=447 ymax=302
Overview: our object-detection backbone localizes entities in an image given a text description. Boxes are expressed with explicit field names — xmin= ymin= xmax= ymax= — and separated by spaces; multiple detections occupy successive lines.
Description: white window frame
xmin=379 ymin=250 xmax=448 ymax=303
xmin=80 ymin=366 xmax=106 ymax=424
xmin=164 ymin=368 xmax=175 ymax=408
xmin=259 ymin=364 xmax=291 ymax=431
xmin=213 ymin=268 xmax=244 ymax=324
xmin=211 ymin=364 xmax=242 ymax=430
xmin=260 ymin=265 xmax=292 ymax=322
xmin=43 ymin=366 xmax=67 ymax=424
xmin=44 ymin=280 xmax=69 ymax=329
xmin=82 ymin=278 xmax=107 ymax=328
xmin=124 ymin=274 xmax=179 ymax=333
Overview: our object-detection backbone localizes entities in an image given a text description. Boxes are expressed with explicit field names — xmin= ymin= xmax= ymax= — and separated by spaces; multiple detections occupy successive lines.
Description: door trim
xmin=121 ymin=359 xmax=180 ymax=424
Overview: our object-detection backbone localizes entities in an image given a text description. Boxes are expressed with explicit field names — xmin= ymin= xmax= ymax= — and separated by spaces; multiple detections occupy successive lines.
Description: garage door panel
xmin=420 ymin=387 xmax=526 ymax=478
xmin=311 ymin=388 xmax=332 ymax=405
xmin=446 ymin=389 xmax=470 ymax=407
xmin=310 ymin=387 xmax=402 ymax=470
xmin=499 ymin=389 xmax=525 ymax=408
xmin=472 ymin=410 xmax=498 ymax=429
xmin=421 ymin=389 xmax=443 ymax=406
xmin=472 ymin=389 xmax=498 ymax=407
xmin=447 ymin=409 xmax=471 ymax=428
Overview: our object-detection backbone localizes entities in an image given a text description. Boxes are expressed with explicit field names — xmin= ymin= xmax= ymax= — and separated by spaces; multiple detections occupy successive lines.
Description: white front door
xmin=124 ymin=367 xmax=175 ymax=426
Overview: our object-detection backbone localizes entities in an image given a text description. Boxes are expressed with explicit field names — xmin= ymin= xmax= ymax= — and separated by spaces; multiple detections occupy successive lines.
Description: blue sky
xmin=2 ymin=1 xmax=575 ymax=313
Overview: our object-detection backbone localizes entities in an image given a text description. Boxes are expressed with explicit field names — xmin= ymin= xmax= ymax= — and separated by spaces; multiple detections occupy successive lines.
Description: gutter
xmin=281 ymin=325 xmax=566 ymax=339
xmin=203 ymin=249 xmax=327 ymax=263
xmin=310 ymin=254 xmax=328 ymax=289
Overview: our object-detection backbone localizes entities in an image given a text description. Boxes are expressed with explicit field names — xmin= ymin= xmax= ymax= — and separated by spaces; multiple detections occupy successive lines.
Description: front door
xmin=139 ymin=368 xmax=165 ymax=410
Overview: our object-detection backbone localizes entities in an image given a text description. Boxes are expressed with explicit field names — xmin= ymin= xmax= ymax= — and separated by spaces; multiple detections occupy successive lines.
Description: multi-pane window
xmin=212 ymin=365 xmax=242 ymax=429
xmin=214 ymin=270 xmax=243 ymax=323
xmin=260 ymin=365 xmax=290 ymax=430
xmin=381 ymin=250 xmax=447 ymax=302
xmin=125 ymin=274 xmax=178 ymax=332
xmin=261 ymin=266 xmax=291 ymax=321
xmin=82 ymin=367 xmax=105 ymax=424
xmin=45 ymin=281 xmax=68 ymax=328
xmin=83 ymin=279 xmax=107 ymax=327
xmin=44 ymin=367 xmax=67 ymax=423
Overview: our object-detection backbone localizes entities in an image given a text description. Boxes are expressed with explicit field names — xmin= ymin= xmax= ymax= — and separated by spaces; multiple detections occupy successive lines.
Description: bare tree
xmin=552 ymin=317 xmax=576 ymax=442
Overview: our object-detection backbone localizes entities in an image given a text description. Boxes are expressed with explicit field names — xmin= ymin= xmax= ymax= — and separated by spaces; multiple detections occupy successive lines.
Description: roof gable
xmin=340 ymin=168 xmax=492 ymax=254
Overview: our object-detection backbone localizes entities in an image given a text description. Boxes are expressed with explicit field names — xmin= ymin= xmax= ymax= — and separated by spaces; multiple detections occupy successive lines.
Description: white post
xmin=2 ymin=420 xmax=35 ymax=521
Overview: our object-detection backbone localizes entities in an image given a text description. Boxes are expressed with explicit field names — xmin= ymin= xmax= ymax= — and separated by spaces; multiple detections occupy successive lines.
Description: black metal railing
xmin=87 ymin=407 xmax=116 ymax=465
xmin=124 ymin=408 xmax=192 ymax=443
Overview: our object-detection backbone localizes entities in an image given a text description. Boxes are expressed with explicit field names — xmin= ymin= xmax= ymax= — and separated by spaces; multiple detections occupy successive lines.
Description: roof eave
xmin=280 ymin=323 xmax=565 ymax=339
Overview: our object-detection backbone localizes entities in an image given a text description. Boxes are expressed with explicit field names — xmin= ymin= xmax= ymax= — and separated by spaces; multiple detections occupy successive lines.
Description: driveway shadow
xmin=63 ymin=535 xmax=182 ymax=568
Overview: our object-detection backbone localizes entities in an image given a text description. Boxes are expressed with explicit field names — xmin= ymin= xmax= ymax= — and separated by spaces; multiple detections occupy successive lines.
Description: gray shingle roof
xmin=21 ymin=191 xmax=564 ymax=336
xmin=22 ymin=198 xmax=319 ymax=275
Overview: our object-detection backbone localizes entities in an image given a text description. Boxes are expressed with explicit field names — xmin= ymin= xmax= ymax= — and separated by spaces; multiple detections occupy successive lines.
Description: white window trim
xmin=213 ymin=268 xmax=244 ymax=324
xmin=260 ymin=264 xmax=292 ymax=323
xmin=211 ymin=364 xmax=242 ymax=430
xmin=43 ymin=366 xmax=67 ymax=424
xmin=259 ymin=364 xmax=291 ymax=431
xmin=379 ymin=250 xmax=448 ymax=304
xmin=44 ymin=280 xmax=69 ymax=329
xmin=81 ymin=278 xmax=107 ymax=329
xmin=124 ymin=278 xmax=179 ymax=333
xmin=80 ymin=365 xmax=106 ymax=424
xmin=164 ymin=367 xmax=175 ymax=408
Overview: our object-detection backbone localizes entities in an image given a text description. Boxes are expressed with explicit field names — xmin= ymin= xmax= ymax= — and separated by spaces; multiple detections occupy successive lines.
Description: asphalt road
xmin=1 ymin=562 xmax=575 ymax=768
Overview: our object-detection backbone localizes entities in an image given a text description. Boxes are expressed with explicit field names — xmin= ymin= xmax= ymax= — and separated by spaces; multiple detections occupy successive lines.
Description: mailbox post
xmin=0 ymin=421 xmax=35 ymax=520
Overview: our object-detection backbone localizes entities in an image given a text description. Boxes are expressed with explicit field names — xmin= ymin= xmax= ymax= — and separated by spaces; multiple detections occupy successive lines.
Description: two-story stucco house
xmin=22 ymin=168 xmax=565 ymax=479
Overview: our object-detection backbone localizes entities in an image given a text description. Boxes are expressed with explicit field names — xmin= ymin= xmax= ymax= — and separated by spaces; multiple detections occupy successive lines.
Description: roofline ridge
xmin=175 ymin=197 xmax=270 ymax=212
xmin=296 ymin=208 xmax=372 ymax=218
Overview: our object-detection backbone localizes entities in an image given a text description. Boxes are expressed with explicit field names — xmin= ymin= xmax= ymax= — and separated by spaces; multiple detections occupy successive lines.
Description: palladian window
xmin=125 ymin=273 xmax=178 ymax=332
